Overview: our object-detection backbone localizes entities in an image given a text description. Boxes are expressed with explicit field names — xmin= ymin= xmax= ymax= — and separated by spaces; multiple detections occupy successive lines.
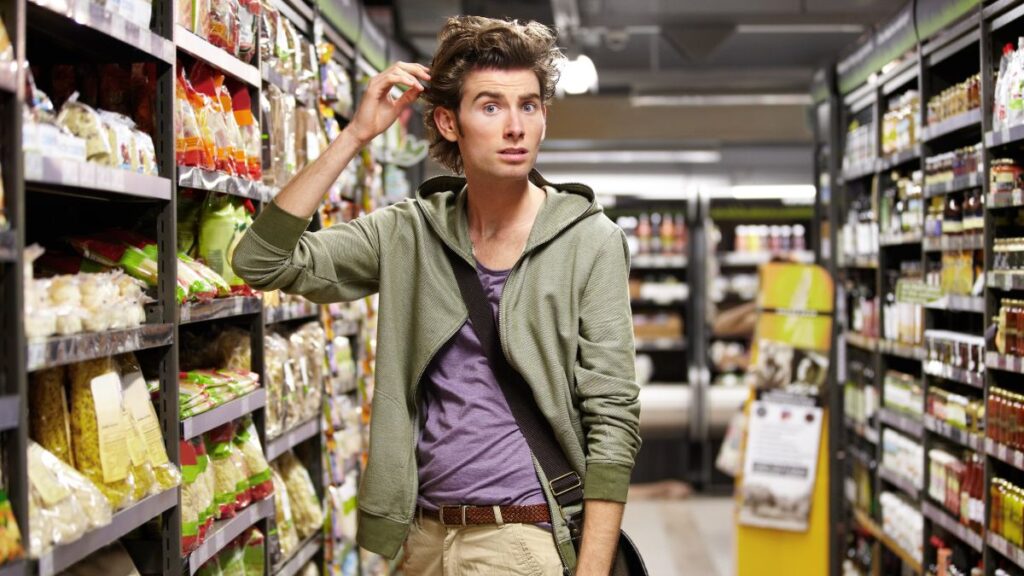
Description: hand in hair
xmin=349 ymin=61 xmax=431 ymax=146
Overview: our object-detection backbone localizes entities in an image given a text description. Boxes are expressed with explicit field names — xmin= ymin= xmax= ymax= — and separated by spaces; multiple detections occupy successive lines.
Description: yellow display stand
xmin=735 ymin=263 xmax=834 ymax=576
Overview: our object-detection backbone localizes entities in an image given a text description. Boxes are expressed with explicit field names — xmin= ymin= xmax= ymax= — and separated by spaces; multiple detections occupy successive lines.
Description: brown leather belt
xmin=417 ymin=504 xmax=551 ymax=526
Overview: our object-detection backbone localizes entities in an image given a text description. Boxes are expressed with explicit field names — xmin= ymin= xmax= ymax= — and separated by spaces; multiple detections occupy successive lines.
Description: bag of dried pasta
xmin=179 ymin=439 xmax=202 ymax=555
xmin=276 ymin=452 xmax=322 ymax=539
xmin=194 ymin=439 xmax=216 ymax=538
xmin=195 ymin=556 xmax=223 ymax=576
xmin=269 ymin=467 xmax=298 ymax=558
xmin=68 ymin=358 xmax=136 ymax=510
xmin=116 ymin=354 xmax=180 ymax=492
xmin=0 ymin=488 xmax=24 ymax=564
xmin=263 ymin=333 xmax=289 ymax=438
xmin=233 ymin=418 xmax=273 ymax=501
xmin=241 ymin=528 xmax=265 ymax=576
xmin=218 ymin=538 xmax=246 ymax=576
xmin=29 ymin=366 xmax=73 ymax=468
xmin=204 ymin=423 xmax=248 ymax=519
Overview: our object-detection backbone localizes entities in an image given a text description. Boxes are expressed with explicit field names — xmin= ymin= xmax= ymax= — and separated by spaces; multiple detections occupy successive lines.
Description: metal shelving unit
xmin=186 ymin=498 xmax=275 ymax=575
xmin=25 ymin=324 xmax=175 ymax=371
xmin=180 ymin=389 xmax=268 ymax=440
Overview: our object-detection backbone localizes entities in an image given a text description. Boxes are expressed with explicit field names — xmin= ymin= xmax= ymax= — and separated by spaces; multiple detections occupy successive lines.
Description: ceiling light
xmin=729 ymin=185 xmax=817 ymax=200
xmin=558 ymin=54 xmax=598 ymax=95
xmin=538 ymin=150 xmax=721 ymax=164
xmin=630 ymin=94 xmax=813 ymax=107
xmin=736 ymin=24 xmax=864 ymax=34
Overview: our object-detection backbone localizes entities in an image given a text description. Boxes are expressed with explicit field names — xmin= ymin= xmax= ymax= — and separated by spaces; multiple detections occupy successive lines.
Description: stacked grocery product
xmin=845 ymin=361 xmax=878 ymax=428
xmin=27 ymin=354 xmax=180 ymax=554
xmin=844 ymin=121 xmax=875 ymax=170
xmin=882 ymin=91 xmax=920 ymax=156
xmin=883 ymin=371 xmax=923 ymax=417
xmin=848 ymin=284 xmax=880 ymax=341
xmin=993 ymin=39 xmax=1024 ymax=131
xmin=175 ymin=326 xmax=260 ymax=418
xmin=991 ymin=157 xmax=1023 ymax=195
xmin=840 ymin=195 xmax=879 ymax=263
xmin=633 ymin=312 xmax=683 ymax=344
xmin=882 ymin=263 xmax=925 ymax=347
xmin=990 ymin=478 xmax=1024 ymax=548
xmin=924 ymin=331 xmax=985 ymax=379
xmin=177 ymin=190 xmax=258 ymax=298
xmin=881 ymin=428 xmax=924 ymax=489
xmin=731 ymin=224 xmax=806 ymax=254
xmin=927 ymin=386 xmax=984 ymax=436
xmin=880 ymin=491 xmax=923 ymax=563
xmin=879 ymin=171 xmax=923 ymax=239
xmin=924 ymin=146 xmax=982 ymax=186
xmin=269 ymin=452 xmax=323 ymax=564
xmin=616 ymin=212 xmax=688 ymax=257
xmin=926 ymin=74 xmax=981 ymax=126
xmin=192 ymin=528 xmax=266 ymax=576
xmin=986 ymin=387 xmax=1024 ymax=449
xmin=927 ymin=449 xmax=984 ymax=531
xmin=265 ymin=322 xmax=326 ymax=439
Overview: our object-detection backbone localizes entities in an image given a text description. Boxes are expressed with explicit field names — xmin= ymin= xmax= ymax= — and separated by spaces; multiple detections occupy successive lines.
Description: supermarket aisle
xmin=621 ymin=497 xmax=735 ymax=576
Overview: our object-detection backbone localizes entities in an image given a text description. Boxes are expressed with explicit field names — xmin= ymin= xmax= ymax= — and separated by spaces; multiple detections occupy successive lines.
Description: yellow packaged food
xmin=276 ymin=452 xmax=322 ymax=539
xmin=116 ymin=354 xmax=181 ymax=494
xmin=69 ymin=358 xmax=136 ymax=510
xmin=27 ymin=442 xmax=111 ymax=554
xmin=269 ymin=467 xmax=298 ymax=557
xmin=56 ymin=95 xmax=113 ymax=165
xmin=29 ymin=366 xmax=74 ymax=467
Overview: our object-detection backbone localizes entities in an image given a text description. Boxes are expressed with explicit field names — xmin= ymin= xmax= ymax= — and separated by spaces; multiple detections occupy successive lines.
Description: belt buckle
xmin=549 ymin=472 xmax=582 ymax=498
xmin=439 ymin=505 xmax=468 ymax=526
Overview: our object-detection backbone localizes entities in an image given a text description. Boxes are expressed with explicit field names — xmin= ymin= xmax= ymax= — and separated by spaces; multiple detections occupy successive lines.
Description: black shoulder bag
xmin=445 ymin=247 xmax=648 ymax=576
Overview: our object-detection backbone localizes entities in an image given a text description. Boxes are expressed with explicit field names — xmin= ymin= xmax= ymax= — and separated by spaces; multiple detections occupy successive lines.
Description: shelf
xmin=27 ymin=324 xmax=175 ymax=372
xmin=878 ymin=408 xmax=923 ymax=439
xmin=845 ymin=333 xmax=878 ymax=352
xmin=923 ymin=172 xmax=984 ymax=199
xmin=265 ymin=416 xmax=319 ymax=462
xmin=921 ymin=501 xmax=983 ymax=553
xmin=924 ymin=294 xmax=984 ymax=314
xmin=986 ymin=437 xmax=1024 ymax=472
xmin=265 ymin=302 xmax=320 ymax=324
xmin=630 ymin=299 xmax=687 ymax=308
xmin=922 ymin=234 xmax=984 ymax=252
xmin=923 ymin=361 xmax=984 ymax=390
xmin=36 ymin=488 xmax=177 ymax=576
xmin=0 ymin=62 xmax=17 ymax=95
xmin=849 ymin=445 xmax=874 ymax=468
xmin=26 ymin=0 xmax=174 ymax=64
xmin=0 ymin=395 xmax=20 ymax=433
xmin=262 ymin=64 xmax=314 ymax=107
xmin=989 ymin=271 xmax=1024 ymax=291
xmin=842 ymin=159 xmax=878 ymax=182
xmin=179 ymin=296 xmax=262 ymax=324
xmin=24 ymin=154 xmax=173 ymax=201
xmin=879 ymin=529 xmax=923 ymax=574
xmin=635 ymin=339 xmax=686 ymax=353
xmin=188 ymin=497 xmax=275 ymax=575
xmin=988 ymin=190 xmax=1024 ymax=210
xmin=989 ymin=533 xmax=1024 ymax=572
xmin=924 ymin=415 xmax=983 ymax=452
xmin=630 ymin=254 xmax=687 ymax=269
xmin=178 ymin=167 xmax=270 ymax=203
xmin=272 ymin=535 xmax=322 ymax=576
xmin=840 ymin=257 xmax=879 ymax=270
xmin=993 ymin=1 xmax=1024 ymax=32
xmin=853 ymin=509 xmax=881 ymax=539
xmin=174 ymin=25 xmax=260 ymax=87
xmin=922 ymin=109 xmax=983 ymax=143
xmin=879 ymin=147 xmax=922 ymax=172
xmin=878 ymin=466 xmax=921 ymax=501
xmin=718 ymin=251 xmax=814 ymax=267
xmin=181 ymin=388 xmax=267 ymax=440
xmin=878 ymin=340 xmax=926 ymax=361
xmin=879 ymin=232 xmax=923 ymax=247
xmin=986 ymin=124 xmax=1024 ymax=149
xmin=845 ymin=416 xmax=879 ymax=445
xmin=0 ymin=230 xmax=16 ymax=263
xmin=987 ymin=352 xmax=1024 ymax=375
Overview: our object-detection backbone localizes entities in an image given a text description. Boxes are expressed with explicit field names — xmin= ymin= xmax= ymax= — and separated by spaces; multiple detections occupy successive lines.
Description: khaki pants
xmin=402 ymin=517 xmax=564 ymax=576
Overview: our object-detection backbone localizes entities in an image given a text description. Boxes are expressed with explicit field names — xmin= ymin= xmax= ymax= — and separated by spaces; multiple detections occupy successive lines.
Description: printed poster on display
xmin=737 ymin=263 xmax=833 ymax=533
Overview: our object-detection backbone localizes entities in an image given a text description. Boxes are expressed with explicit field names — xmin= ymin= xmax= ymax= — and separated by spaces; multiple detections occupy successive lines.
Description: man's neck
xmin=464 ymin=172 xmax=544 ymax=242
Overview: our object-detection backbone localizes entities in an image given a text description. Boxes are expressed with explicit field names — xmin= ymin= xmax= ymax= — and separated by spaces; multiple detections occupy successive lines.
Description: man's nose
xmin=505 ymin=111 xmax=525 ymax=139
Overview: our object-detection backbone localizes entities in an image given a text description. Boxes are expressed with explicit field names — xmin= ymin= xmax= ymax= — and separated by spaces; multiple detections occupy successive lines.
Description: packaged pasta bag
xmin=179 ymin=439 xmax=202 ymax=555
xmin=181 ymin=253 xmax=231 ymax=297
xmin=216 ymin=82 xmax=247 ymax=178
xmin=241 ymin=528 xmax=265 ymax=576
xmin=215 ymin=328 xmax=251 ymax=371
xmin=175 ymin=68 xmax=210 ymax=169
xmin=29 ymin=366 xmax=73 ymax=467
xmin=0 ymin=488 xmax=24 ymax=564
xmin=177 ymin=254 xmax=217 ymax=303
xmin=56 ymin=93 xmax=113 ymax=165
xmin=233 ymin=418 xmax=273 ymax=501
xmin=184 ymin=75 xmax=222 ymax=173
xmin=194 ymin=439 xmax=217 ymax=537
xmin=68 ymin=357 xmax=136 ymax=510
xmin=97 ymin=111 xmax=139 ymax=172
xmin=230 ymin=85 xmax=260 ymax=180
xmin=195 ymin=556 xmax=223 ymax=576
xmin=116 ymin=353 xmax=180 ymax=492
xmin=263 ymin=333 xmax=288 ymax=437
xmin=269 ymin=467 xmax=298 ymax=557
xmin=218 ymin=538 xmax=246 ymax=576
xmin=204 ymin=423 xmax=247 ymax=519
xmin=277 ymin=452 xmax=322 ymax=539
xmin=198 ymin=194 xmax=246 ymax=289
xmin=27 ymin=443 xmax=89 ymax=552
xmin=208 ymin=0 xmax=238 ymax=55
xmin=133 ymin=129 xmax=158 ymax=175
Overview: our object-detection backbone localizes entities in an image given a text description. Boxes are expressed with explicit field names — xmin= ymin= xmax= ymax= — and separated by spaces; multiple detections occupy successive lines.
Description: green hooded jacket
xmin=231 ymin=170 xmax=641 ymax=572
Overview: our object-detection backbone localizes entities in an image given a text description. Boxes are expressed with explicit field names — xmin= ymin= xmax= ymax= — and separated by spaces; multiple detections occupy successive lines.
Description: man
xmin=233 ymin=15 xmax=640 ymax=575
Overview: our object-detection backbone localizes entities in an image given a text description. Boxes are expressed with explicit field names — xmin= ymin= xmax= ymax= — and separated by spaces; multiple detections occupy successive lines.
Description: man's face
xmin=437 ymin=67 xmax=547 ymax=181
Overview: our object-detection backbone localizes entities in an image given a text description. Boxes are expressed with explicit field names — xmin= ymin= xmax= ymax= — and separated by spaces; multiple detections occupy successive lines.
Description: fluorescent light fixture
xmin=542 ymin=172 xmax=698 ymax=198
xmin=729 ymin=185 xmax=817 ymax=200
xmin=558 ymin=54 xmax=599 ymax=95
xmin=538 ymin=150 xmax=721 ymax=164
xmin=631 ymin=94 xmax=812 ymax=107
xmin=736 ymin=24 xmax=864 ymax=34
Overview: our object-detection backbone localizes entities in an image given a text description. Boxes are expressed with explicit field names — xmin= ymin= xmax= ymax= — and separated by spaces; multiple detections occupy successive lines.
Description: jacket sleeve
xmin=574 ymin=227 xmax=642 ymax=503
xmin=231 ymin=200 xmax=394 ymax=302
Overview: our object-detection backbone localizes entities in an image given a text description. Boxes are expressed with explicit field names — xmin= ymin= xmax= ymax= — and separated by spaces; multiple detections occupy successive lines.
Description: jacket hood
xmin=414 ymin=169 xmax=602 ymax=263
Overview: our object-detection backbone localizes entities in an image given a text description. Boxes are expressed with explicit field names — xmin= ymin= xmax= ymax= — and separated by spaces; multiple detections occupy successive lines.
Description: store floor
xmin=621 ymin=496 xmax=735 ymax=576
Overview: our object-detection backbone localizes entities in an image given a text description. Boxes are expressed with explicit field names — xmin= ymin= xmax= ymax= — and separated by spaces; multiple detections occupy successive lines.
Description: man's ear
xmin=540 ymin=104 xmax=548 ymax=141
xmin=434 ymin=106 xmax=459 ymax=143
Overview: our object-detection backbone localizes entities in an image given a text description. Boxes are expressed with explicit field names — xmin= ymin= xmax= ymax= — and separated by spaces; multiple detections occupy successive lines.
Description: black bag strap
xmin=444 ymin=247 xmax=585 ymax=509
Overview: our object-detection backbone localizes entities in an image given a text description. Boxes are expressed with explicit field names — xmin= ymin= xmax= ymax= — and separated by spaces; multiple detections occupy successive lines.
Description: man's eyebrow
xmin=471 ymin=91 xmax=542 ymax=102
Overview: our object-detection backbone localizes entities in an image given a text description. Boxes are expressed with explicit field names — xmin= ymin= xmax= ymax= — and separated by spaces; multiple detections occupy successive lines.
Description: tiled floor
xmin=621 ymin=496 xmax=735 ymax=576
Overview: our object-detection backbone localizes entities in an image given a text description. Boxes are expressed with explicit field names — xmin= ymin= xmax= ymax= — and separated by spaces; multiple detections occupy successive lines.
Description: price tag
xmin=59 ymin=159 xmax=79 ymax=186
xmin=24 ymin=153 xmax=42 ymax=181
xmin=79 ymin=162 xmax=97 ymax=188
xmin=109 ymin=167 xmax=125 ymax=192
xmin=138 ymin=29 xmax=151 ymax=54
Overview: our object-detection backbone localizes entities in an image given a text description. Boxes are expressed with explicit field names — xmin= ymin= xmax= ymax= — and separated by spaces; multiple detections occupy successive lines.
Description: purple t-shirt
xmin=416 ymin=262 xmax=546 ymax=511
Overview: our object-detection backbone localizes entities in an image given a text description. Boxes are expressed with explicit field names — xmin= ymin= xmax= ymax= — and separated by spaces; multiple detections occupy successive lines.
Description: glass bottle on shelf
xmin=674 ymin=214 xmax=687 ymax=255
xmin=793 ymin=224 xmax=806 ymax=252
xmin=636 ymin=213 xmax=651 ymax=254
xmin=660 ymin=213 xmax=674 ymax=255
xmin=943 ymin=193 xmax=963 ymax=236
xmin=650 ymin=213 xmax=663 ymax=254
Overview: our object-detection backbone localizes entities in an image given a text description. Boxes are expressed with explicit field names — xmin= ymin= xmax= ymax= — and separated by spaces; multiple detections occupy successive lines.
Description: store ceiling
xmin=385 ymin=0 xmax=900 ymax=96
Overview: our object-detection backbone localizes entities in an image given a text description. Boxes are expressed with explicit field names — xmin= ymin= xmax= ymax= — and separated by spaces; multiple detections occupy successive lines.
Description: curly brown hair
xmin=424 ymin=16 xmax=562 ymax=174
